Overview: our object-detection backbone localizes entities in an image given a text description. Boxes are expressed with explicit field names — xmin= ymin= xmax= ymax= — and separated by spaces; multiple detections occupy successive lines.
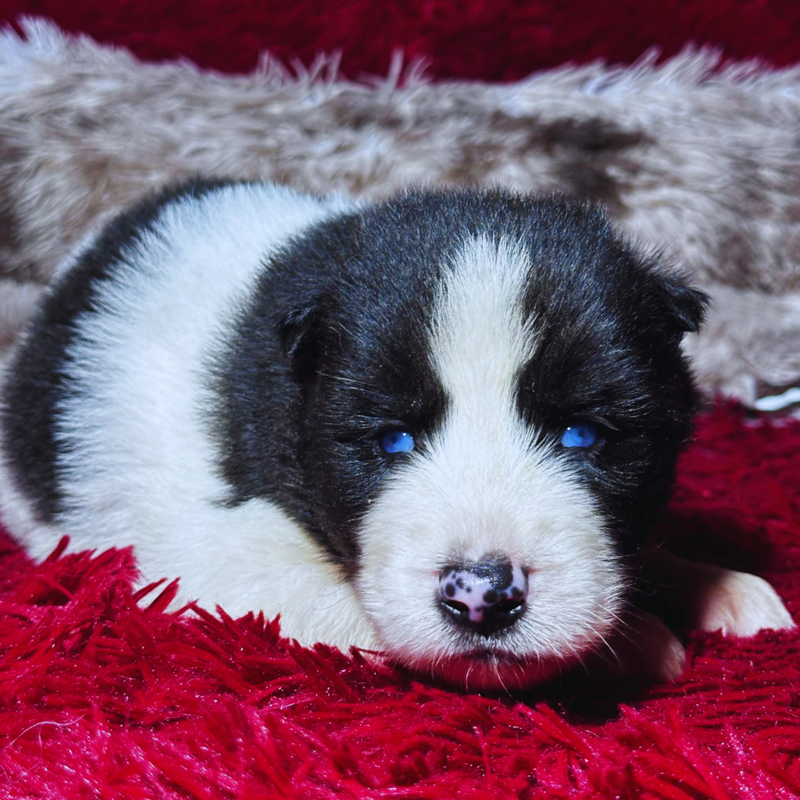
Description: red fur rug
xmin=0 ymin=405 xmax=798 ymax=797
xmin=0 ymin=1 xmax=799 ymax=797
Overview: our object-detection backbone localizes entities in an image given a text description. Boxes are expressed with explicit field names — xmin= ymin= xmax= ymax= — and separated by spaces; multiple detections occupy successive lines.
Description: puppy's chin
xmin=401 ymin=648 xmax=572 ymax=692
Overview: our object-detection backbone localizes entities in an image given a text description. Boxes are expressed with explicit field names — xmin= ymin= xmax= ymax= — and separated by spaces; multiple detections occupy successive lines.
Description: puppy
xmin=0 ymin=182 xmax=792 ymax=690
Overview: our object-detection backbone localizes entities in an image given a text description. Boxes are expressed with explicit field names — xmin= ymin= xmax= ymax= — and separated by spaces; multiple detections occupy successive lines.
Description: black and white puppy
xmin=0 ymin=182 xmax=792 ymax=690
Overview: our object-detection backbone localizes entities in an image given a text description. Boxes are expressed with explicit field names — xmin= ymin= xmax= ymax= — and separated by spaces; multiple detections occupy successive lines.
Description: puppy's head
xmin=281 ymin=190 xmax=705 ymax=690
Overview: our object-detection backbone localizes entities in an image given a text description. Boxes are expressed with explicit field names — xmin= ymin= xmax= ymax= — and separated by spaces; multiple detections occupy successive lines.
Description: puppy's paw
xmin=689 ymin=565 xmax=795 ymax=637
xmin=641 ymin=549 xmax=796 ymax=637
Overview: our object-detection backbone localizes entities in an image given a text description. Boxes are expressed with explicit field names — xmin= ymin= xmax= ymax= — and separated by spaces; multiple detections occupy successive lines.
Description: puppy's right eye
xmin=379 ymin=429 xmax=415 ymax=454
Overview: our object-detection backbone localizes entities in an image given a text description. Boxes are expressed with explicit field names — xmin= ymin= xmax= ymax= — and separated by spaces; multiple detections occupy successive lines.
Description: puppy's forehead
xmin=431 ymin=235 xmax=535 ymax=403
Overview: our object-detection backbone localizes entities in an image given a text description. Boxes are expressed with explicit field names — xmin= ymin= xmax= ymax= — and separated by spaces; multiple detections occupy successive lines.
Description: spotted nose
xmin=439 ymin=558 xmax=528 ymax=636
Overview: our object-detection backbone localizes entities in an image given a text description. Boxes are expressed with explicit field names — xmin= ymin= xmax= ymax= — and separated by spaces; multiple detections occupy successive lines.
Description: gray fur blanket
xmin=1 ymin=19 xmax=799 ymax=410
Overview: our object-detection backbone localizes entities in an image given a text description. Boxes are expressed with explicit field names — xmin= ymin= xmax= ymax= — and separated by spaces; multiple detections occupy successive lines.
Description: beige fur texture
xmin=0 ymin=18 xmax=798 ymax=408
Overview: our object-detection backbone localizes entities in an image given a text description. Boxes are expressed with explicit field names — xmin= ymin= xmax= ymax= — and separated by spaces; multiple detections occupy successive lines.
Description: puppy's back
xmin=0 ymin=181 xmax=354 ymax=561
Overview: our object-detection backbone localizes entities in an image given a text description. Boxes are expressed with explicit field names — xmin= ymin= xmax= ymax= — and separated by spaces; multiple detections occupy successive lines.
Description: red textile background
xmin=0 ymin=2 xmax=799 ymax=797
xmin=1 ymin=0 xmax=800 ymax=79
xmin=0 ymin=406 xmax=798 ymax=797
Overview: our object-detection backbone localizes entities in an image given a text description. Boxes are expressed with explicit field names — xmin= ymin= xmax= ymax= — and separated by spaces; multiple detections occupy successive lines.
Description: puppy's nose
xmin=439 ymin=558 xmax=528 ymax=636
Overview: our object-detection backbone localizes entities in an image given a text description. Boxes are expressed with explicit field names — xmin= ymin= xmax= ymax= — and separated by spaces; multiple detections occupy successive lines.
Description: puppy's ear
xmin=655 ymin=274 xmax=708 ymax=334
xmin=275 ymin=211 xmax=361 ymax=388
xmin=279 ymin=301 xmax=327 ymax=389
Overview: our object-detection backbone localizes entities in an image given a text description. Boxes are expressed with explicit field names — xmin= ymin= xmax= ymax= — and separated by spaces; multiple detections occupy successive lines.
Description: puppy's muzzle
xmin=439 ymin=558 xmax=528 ymax=636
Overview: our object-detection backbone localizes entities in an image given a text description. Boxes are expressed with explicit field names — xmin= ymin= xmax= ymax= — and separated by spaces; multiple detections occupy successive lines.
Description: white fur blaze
xmin=356 ymin=236 xmax=626 ymax=689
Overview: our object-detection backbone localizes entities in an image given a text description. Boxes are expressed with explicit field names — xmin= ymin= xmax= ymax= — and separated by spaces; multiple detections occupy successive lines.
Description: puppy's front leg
xmin=640 ymin=549 xmax=795 ymax=637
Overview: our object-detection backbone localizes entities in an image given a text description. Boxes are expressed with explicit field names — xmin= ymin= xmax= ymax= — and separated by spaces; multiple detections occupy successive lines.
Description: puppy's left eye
xmin=380 ymin=429 xmax=415 ymax=454
xmin=560 ymin=423 xmax=599 ymax=449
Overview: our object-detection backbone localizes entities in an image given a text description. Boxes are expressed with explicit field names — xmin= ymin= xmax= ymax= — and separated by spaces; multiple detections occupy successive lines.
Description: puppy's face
xmin=285 ymin=192 xmax=704 ymax=690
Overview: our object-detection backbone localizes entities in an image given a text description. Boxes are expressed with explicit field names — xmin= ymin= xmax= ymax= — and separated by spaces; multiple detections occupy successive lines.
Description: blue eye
xmin=560 ymin=423 xmax=598 ymax=449
xmin=380 ymin=429 xmax=415 ymax=454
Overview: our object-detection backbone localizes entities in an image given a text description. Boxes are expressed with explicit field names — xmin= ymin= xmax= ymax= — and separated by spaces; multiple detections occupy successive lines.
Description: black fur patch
xmin=507 ymin=201 xmax=706 ymax=549
xmin=212 ymin=199 xmax=455 ymax=567
xmin=212 ymin=189 xmax=703 ymax=568
xmin=0 ymin=178 xmax=247 ymax=521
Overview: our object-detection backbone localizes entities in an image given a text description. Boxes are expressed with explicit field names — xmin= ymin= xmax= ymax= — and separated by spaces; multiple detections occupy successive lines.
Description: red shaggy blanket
xmin=3 ymin=0 xmax=800 ymax=78
xmin=1 ymin=1 xmax=799 ymax=797
xmin=0 ymin=405 xmax=798 ymax=798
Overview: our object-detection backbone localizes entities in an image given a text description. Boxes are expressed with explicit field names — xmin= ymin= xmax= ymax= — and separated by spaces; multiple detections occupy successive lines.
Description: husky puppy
xmin=0 ymin=182 xmax=792 ymax=690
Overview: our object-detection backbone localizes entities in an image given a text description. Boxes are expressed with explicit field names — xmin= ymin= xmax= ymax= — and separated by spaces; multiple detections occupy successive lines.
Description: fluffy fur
xmin=2 ymin=179 xmax=791 ymax=691
xmin=1 ymin=21 xmax=800 ymax=410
